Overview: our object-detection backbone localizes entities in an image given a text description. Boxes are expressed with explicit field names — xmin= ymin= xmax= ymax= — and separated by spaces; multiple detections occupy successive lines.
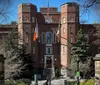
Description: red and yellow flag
xmin=33 ymin=19 xmax=38 ymax=41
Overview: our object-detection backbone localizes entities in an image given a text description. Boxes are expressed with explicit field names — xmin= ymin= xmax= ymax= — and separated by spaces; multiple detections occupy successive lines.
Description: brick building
xmin=18 ymin=2 xmax=80 ymax=77
xmin=0 ymin=2 xmax=99 ymax=78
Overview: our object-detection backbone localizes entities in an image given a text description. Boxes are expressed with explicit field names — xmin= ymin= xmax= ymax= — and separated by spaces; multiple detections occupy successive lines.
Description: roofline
xmin=61 ymin=2 xmax=79 ymax=7
xmin=0 ymin=24 xmax=17 ymax=28
xmin=18 ymin=3 xmax=36 ymax=7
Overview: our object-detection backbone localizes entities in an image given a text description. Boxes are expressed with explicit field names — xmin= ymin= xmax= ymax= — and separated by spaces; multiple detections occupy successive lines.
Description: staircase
xmin=43 ymin=68 xmax=55 ymax=79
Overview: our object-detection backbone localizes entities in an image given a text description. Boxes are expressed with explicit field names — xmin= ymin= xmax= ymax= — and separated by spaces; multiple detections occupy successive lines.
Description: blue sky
xmin=7 ymin=0 xmax=99 ymax=24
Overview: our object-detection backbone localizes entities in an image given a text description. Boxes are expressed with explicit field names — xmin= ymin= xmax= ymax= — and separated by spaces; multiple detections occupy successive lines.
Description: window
xmin=70 ymin=27 xmax=73 ymax=34
xmin=24 ymin=26 xmax=28 ymax=33
xmin=46 ymin=47 xmax=53 ymax=54
xmin=32 ymin=17 xmax=35 ymax=23
xmin=84 ymin=34 xmax=88 ymax=42
xmin=70 ymin=37 xmax=73 ymax=43
xmin=63 ymin=28 xmax=65 ymax=33
xmin=25 ymin=33 xmax=28 ymax=43
xmin=18 ymin=17 xmax=21 ymax=23
xmin=63 ymin=46 xmax=65 ymax=55
xmin=49 ymin=16 xmax=52 ymax=23
xmin=0 ymin=62 xmax=3 ymax=71
xmin=41 ymin=32 xmax=45 ymax=43
xmin=84 ymin=34 xmax=88 ymax=39
xmin=0 ymin=35 xmax=3 ymax=39
xmin=23 ymin=16 xmax=30 ymax=22
xmin=46 ymin=32 xmax=53 ymax=44
xmin=45 ymin=16 xmax=49 ymax=23
xmin=62 ymin=17 xmax=65 ymax=23
xmin=53 ymin=33 xmax=56 ymax=43
xmin=33 ymin=47 xmax=35 ymax=54
xmin=19 ymin=39 xmax=23 ymax=44
xmin=69 ymin=16 xmax=74 ymax=22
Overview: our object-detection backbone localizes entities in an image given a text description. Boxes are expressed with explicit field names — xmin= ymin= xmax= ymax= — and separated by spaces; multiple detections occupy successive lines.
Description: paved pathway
xmin=31 ymin=78 xmax=77 ymax=85
xmin=31 ymin=79 xmax=65 ymax=85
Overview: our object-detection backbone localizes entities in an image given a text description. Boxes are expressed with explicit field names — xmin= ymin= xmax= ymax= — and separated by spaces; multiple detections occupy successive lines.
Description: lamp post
xmin=77 ymin=57 xmax=80 ymax=85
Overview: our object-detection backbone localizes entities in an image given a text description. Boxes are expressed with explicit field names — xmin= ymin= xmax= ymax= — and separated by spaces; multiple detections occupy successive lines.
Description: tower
xmin=18 ymin=3 xmax=37 ymax=54
xmin=60 ymin=2 xmax=79 ymax=77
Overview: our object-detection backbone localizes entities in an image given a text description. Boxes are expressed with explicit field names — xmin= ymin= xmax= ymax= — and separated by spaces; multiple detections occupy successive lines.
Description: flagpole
xmin=46 ymin=0 xmax=50 ymax=23
xmin=33 ymin=18 xmax=39 ymax=85
xmin=51 ymin=21 xmax=72 ymax=47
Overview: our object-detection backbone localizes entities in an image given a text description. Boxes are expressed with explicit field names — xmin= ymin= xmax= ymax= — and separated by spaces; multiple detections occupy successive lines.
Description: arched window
xmin=46 ymin=32 xmax=53 ymax=44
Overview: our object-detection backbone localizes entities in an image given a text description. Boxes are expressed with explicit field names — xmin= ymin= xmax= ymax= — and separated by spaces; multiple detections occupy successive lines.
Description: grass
xmin=5 ymin=79 xmax=31 ymax=85
xmin=80 ymin=79 xmax=95 ymax=85
xmin=74 ymin=79 xmax=95 ymax=85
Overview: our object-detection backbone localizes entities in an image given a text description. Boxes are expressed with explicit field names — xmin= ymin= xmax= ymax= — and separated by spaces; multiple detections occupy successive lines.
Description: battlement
xmin=40 ymin=7 xmax=58 ymax=14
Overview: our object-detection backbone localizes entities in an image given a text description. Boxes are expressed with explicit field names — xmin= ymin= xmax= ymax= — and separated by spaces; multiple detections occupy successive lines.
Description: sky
xmin=6 ymin=0 xmax=100 ymax=24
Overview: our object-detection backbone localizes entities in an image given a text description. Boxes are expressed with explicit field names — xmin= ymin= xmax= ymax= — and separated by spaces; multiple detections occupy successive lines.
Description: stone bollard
xmin=0 ymin=54 xmax=5 ymax=85
xmin=93 ymin=54 xmax=100 ymax=85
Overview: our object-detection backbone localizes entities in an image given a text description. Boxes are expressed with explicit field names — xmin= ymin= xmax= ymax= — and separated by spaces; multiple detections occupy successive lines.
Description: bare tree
xmin=0 ymin=0 xmax=13 ymax=23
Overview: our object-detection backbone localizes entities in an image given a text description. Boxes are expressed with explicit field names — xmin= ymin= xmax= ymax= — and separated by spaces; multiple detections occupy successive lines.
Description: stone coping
xmin=93 ymin=54 xmax=100 ymax=61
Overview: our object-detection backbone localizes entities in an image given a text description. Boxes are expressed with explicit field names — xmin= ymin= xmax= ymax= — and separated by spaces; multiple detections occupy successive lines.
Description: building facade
xmin=18 ymin=2 xmax=79 ymax=77
xmin=0 ymin=2 xmax=99 ymax=78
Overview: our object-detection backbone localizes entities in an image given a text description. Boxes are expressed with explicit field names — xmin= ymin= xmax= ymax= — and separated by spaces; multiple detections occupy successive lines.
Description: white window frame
xmin=46 ymin=47 xmax=53 ymax=54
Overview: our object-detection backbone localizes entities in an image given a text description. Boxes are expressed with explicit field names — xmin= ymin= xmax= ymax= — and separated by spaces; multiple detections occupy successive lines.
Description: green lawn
xmin=74 ymin=79 xmax=95 ymax=85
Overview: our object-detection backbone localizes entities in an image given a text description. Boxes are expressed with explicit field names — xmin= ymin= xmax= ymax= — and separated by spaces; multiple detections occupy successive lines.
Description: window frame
xmin=46 ymin=46 xmax=53 ymax=54
xmin=53 ymin=32 xmax=56 ymax=44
